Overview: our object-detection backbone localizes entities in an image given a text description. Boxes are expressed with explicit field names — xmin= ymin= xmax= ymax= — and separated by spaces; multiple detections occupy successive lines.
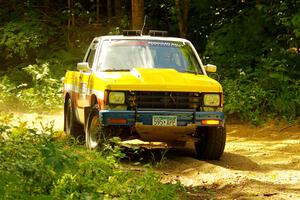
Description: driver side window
xmin=85 ymin=42 xmax=97 ymax=69
xmin=87 ymin=49 xmax=96 ymax=68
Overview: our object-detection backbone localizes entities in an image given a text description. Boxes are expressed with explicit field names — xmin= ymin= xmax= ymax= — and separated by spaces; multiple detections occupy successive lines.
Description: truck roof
xmin=94 ymin=35 xmax=191 ymax=43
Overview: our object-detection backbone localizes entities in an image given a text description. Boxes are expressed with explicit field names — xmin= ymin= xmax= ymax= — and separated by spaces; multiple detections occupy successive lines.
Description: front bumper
xmin=99 ymin=110 xmax=225 ymax=127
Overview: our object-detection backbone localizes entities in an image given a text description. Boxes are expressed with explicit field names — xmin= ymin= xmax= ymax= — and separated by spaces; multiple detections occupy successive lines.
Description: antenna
xmin=141 ymin=15 xmax=147 ymax=36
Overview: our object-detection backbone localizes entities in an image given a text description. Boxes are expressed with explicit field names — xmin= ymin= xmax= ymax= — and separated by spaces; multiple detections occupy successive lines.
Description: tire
xmin=194 ymin=126 xmax=226 ymax=160
xmin=65 ymin=98 xmax=85 ymax=140
xmin=85 ymin=105 xmax=120 ymax=150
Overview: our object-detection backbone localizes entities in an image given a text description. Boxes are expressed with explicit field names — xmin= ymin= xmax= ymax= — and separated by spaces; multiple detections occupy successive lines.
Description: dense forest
xmin=0 ymin=0 xmax=299 ymax=123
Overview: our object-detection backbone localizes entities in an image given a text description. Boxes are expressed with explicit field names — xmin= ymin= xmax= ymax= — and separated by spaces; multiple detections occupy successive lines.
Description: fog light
xmin=108 ymin=118 xmax=127 ymax=124
xmin=201 ymin=119 xmax=220 ymax=125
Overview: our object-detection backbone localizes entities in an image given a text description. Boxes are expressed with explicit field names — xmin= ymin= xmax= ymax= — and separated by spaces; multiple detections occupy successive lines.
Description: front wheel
xmin=85 ymin=105 xmax=120 ymax=149
xmin=65 ymin=98 xmax=84 ymax=140
xmin=194 ymin=126 xmax=226 ymax=160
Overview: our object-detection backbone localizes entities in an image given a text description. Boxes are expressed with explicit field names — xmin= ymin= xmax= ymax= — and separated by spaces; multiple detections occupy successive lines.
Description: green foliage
xmin=0 ymin=76 xmax=17 ymax=104
xmin=145 ymin=0 xmax=178 ymax=35
xmin=222 ymin=79 xmax=268 ymax=125
xmin=0 ymin=115 xmax=72 ymax=199
xmin=292 ymin=11 xmax=300 ymax=38
xmin=0 ymin=20 xmax=50 ymax=59
xmin=19 ymin=63 xmax=63 ymax=109
xmin=0 ymin=62 xmax=63 ymax=112
xmin=108 ymin=27 xmax=121 ymax=35
xmin=205 ymin=8 xmax=269 ymax=76
xmin=0 ymin=114 xmax=182 ymax=199
xmin=97 ymin=170 xmax=180 ymax=199
xmin=205 ymin=3 xmax=300 ymax=123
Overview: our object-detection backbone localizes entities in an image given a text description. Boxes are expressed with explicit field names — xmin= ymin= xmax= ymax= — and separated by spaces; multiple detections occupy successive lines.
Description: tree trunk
xmin=175 ymin=0 xmax=190 ymax=38
xmin=72 ymin=12 xmax=75 ymax=27
xmin=96 ymin=0 xmax=100 ymax=22
xmin=67 ymin=0 xmax=75 ymax=27
xmin=68 ymin=0 xmax=71 ymax=28
xmin=107 ymin=0 xmax=112 ymax=21
xmin=67 ymin=0 xmax=71 ymax=47
xmin=131 ymin=0 xmax=144 ymax=30
xmin=115 ymin=0 xmax=123 ymax=18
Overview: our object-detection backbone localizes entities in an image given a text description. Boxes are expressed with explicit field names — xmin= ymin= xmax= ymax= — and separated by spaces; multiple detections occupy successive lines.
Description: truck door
xmin=77 ymin=42 xmax=97 ymax=122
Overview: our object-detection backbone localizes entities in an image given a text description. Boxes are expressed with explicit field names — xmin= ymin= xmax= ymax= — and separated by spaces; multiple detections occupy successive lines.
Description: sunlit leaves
xmin=0 ymin=62 xmax=63 ymax=112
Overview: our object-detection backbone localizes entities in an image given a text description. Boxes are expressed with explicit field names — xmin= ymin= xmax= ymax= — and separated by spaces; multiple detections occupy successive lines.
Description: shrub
xmin=0 ymin=20 xmax=50 ymax=59
xmin=0 ymin=62 xmax=63 ymax=112
xmin=205 ymin=5 xmax=300 ymax=123
xmin=0 ymin=113 xmax=182 ymax=199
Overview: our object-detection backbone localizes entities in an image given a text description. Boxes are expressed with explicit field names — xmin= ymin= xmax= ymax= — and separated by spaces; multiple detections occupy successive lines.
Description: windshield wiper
xmin=180 ymin=70 xmax=199 ymax=75
xmin=102 ymin=68 xmax=131 ymax=72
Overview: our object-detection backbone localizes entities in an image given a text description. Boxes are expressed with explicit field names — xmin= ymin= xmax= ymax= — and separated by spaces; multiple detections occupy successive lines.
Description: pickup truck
xmin=63 ymin=30 xmax=226 ymax=160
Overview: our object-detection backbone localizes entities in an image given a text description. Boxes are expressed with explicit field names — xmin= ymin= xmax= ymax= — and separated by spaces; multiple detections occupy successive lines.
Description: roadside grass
xmin=0 ymin=113 xmax=184 ymax=200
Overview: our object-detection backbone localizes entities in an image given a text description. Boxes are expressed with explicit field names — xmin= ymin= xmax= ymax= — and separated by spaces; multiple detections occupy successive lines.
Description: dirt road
xmin=13 ymin=112 xmax=300 ymax=199
xmin=157 ymin=122 xmax=300 ymax=200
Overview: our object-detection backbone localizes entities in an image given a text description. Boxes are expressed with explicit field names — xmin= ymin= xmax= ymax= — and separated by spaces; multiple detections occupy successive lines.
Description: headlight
xmin=109 ymin=92 xmax=125 ymax=104
xmin=203 ymin=94 xmax=220 ymax=106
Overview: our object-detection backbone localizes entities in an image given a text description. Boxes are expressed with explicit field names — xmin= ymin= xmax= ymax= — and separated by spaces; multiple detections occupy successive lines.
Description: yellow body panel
xmin=64 ymin=68 xmax=222 ymax=96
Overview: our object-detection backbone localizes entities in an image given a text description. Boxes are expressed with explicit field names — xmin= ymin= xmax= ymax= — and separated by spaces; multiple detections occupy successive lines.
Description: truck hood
xmin=93 ymin=68 xmax=222 ymax=92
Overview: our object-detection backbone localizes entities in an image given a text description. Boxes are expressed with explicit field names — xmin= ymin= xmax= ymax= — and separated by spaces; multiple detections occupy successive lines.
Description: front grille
xmin=126 ymin=91 xmax=203 ymax=110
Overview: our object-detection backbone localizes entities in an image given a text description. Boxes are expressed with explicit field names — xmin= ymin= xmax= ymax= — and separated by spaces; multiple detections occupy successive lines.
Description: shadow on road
xmin=209 ymin=152 xmax=263 ymax=171
xmin=120 ymin=144 xmax=263 ymax=173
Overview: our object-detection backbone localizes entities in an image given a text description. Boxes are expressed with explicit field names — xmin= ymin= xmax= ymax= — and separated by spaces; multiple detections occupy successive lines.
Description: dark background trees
xmin=0 ymin=0 xmax=299 ymax=122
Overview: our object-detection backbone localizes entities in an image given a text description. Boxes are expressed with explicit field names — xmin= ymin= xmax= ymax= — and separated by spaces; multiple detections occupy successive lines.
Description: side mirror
xmin=204 ymin=64 xmax=217 ymax=73
xmin=77 ymin=62 xmax=90 ymax=72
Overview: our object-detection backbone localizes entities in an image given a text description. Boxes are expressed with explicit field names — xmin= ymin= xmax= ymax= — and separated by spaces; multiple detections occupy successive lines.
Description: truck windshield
xmin=97 ymin=39 xmax=203 ymax=74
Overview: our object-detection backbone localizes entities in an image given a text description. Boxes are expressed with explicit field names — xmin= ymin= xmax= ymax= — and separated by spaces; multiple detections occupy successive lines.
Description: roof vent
xmin=149 ymin=30 xmax=168 ymax=37
xmin=123 ymin=30 xmax=141 ymax=36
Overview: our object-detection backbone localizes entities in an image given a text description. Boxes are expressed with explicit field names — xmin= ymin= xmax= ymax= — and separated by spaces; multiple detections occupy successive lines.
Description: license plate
xmin=152 ymin=116 xmax=177 ymax=126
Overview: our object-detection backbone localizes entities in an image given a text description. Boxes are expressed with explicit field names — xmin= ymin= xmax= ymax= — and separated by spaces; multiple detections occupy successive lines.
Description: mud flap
xmin=84 ymin=106 xmax=92 ymax=130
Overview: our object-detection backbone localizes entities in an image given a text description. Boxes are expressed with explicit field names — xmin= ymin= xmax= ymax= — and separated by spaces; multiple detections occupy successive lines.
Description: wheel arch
xmin=64 ymin=92 xmax=71 ymax=131
xmin=84 ymin=94 xmax=99 ymax=127
xmin=90 ymin=94 xmax=98 ymax=107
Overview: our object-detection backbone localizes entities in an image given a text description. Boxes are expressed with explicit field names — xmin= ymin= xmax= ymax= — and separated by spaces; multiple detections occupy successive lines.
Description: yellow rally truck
xmin=64 ymin=30 xmax=226 ymax=160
